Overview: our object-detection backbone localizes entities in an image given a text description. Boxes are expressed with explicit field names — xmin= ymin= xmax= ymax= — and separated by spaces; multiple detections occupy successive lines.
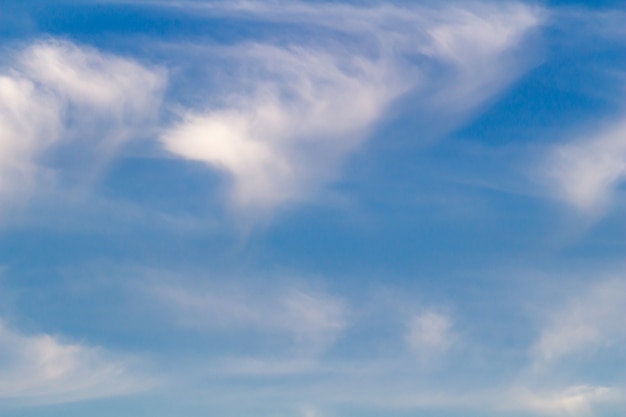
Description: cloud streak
xmin=147 ymin=279 xmax=349 ymax=353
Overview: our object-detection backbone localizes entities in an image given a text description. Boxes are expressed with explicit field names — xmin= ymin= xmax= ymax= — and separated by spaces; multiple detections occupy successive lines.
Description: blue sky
xmin=0 ymin=1 xmax=625 ymax=416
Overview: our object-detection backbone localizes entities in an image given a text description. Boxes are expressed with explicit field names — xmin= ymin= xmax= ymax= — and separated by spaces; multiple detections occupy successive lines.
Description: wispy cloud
xmin=0 ymin=39 xmax=165 ymax=214
xmin=147 ymin=279 xmax=349 ymax=353
xmin=160 ymin=1 xmax=542 ymax=218
xmin=531 ymin=277 xmax=626 ymax=367
xmin=540 ymin=118 xmax=626 ymax=215
xmin=505 ymin=385 xmax=623 ymax=417
xmin=162 ymin=43 xmax=404 ymax=216
xmin=0 ymin=320 xmax=155 ymax=405
xmin=37 ymin=263 xmax=623 ymax=416
xmin=490 ymin=275 xmax=626 ymax=416
xmin=150 ymin=270 xmax=626 ymax=417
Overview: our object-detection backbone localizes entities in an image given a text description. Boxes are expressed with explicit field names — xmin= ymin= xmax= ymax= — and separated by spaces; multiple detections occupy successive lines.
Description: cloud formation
xmin=162 ymin=44 xmax=404 ymax=214
xmin=0 ymin=40 xmax=165 ymax=213
xmin=161 ymin=1 xmax=542 ymax=216
xmin=142 ymin=270 xmax=626 ymax=417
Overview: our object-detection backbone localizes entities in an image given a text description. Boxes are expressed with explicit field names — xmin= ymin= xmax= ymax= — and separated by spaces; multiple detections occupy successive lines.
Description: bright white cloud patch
xmin=0 ymin=40 xmax=164 ymax=212
xmin=163 ymin=45 xmax=402 ymax=213
xmin=161 ymin=2 xmax=541 ymax=215
xmin=542 ymin=119 xmax=626 ymax=214
xmin=0 ymin=320 xmax=154 ymax=405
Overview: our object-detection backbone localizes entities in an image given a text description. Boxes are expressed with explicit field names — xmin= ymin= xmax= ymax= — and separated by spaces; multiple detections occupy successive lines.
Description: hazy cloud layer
xmin=137 ymin=270 xmax=626 ymax=417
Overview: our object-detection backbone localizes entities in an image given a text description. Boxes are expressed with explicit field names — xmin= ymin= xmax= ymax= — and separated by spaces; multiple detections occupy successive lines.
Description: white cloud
xmin=0 ymin=39 xmax=165 ymax=213
xmin=532 ymin=277 xmax=626 ymax=366
xmin=18 ymin=41 xmax=163 ymax=128
xmin=0 ymin=320 xmax=155 ymax=405
xmin=161 ymin=1 xmax=542 ymax=216
xmin=0 ymin=71 xmax=62 ymax=201
xmin=149 ymin=282 xmax=349 ymax=352
xmin=542 ymin=119 xmax=626 ymax=214
xmin=162 ymin=44 xmax=403 ymax=214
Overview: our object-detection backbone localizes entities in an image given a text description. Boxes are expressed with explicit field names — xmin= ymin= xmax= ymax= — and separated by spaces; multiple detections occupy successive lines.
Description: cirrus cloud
xmin=0 ymin=39 xmax=165 ymax=215
xmin=160 ymin=1 xmax=542 ymax=217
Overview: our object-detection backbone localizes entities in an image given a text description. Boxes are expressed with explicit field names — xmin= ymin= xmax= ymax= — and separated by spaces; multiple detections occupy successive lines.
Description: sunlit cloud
xmin=161 ymin=1 xmax=542 ymax=217
xmin=162 ymin=43 xmax=405 ymax=215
